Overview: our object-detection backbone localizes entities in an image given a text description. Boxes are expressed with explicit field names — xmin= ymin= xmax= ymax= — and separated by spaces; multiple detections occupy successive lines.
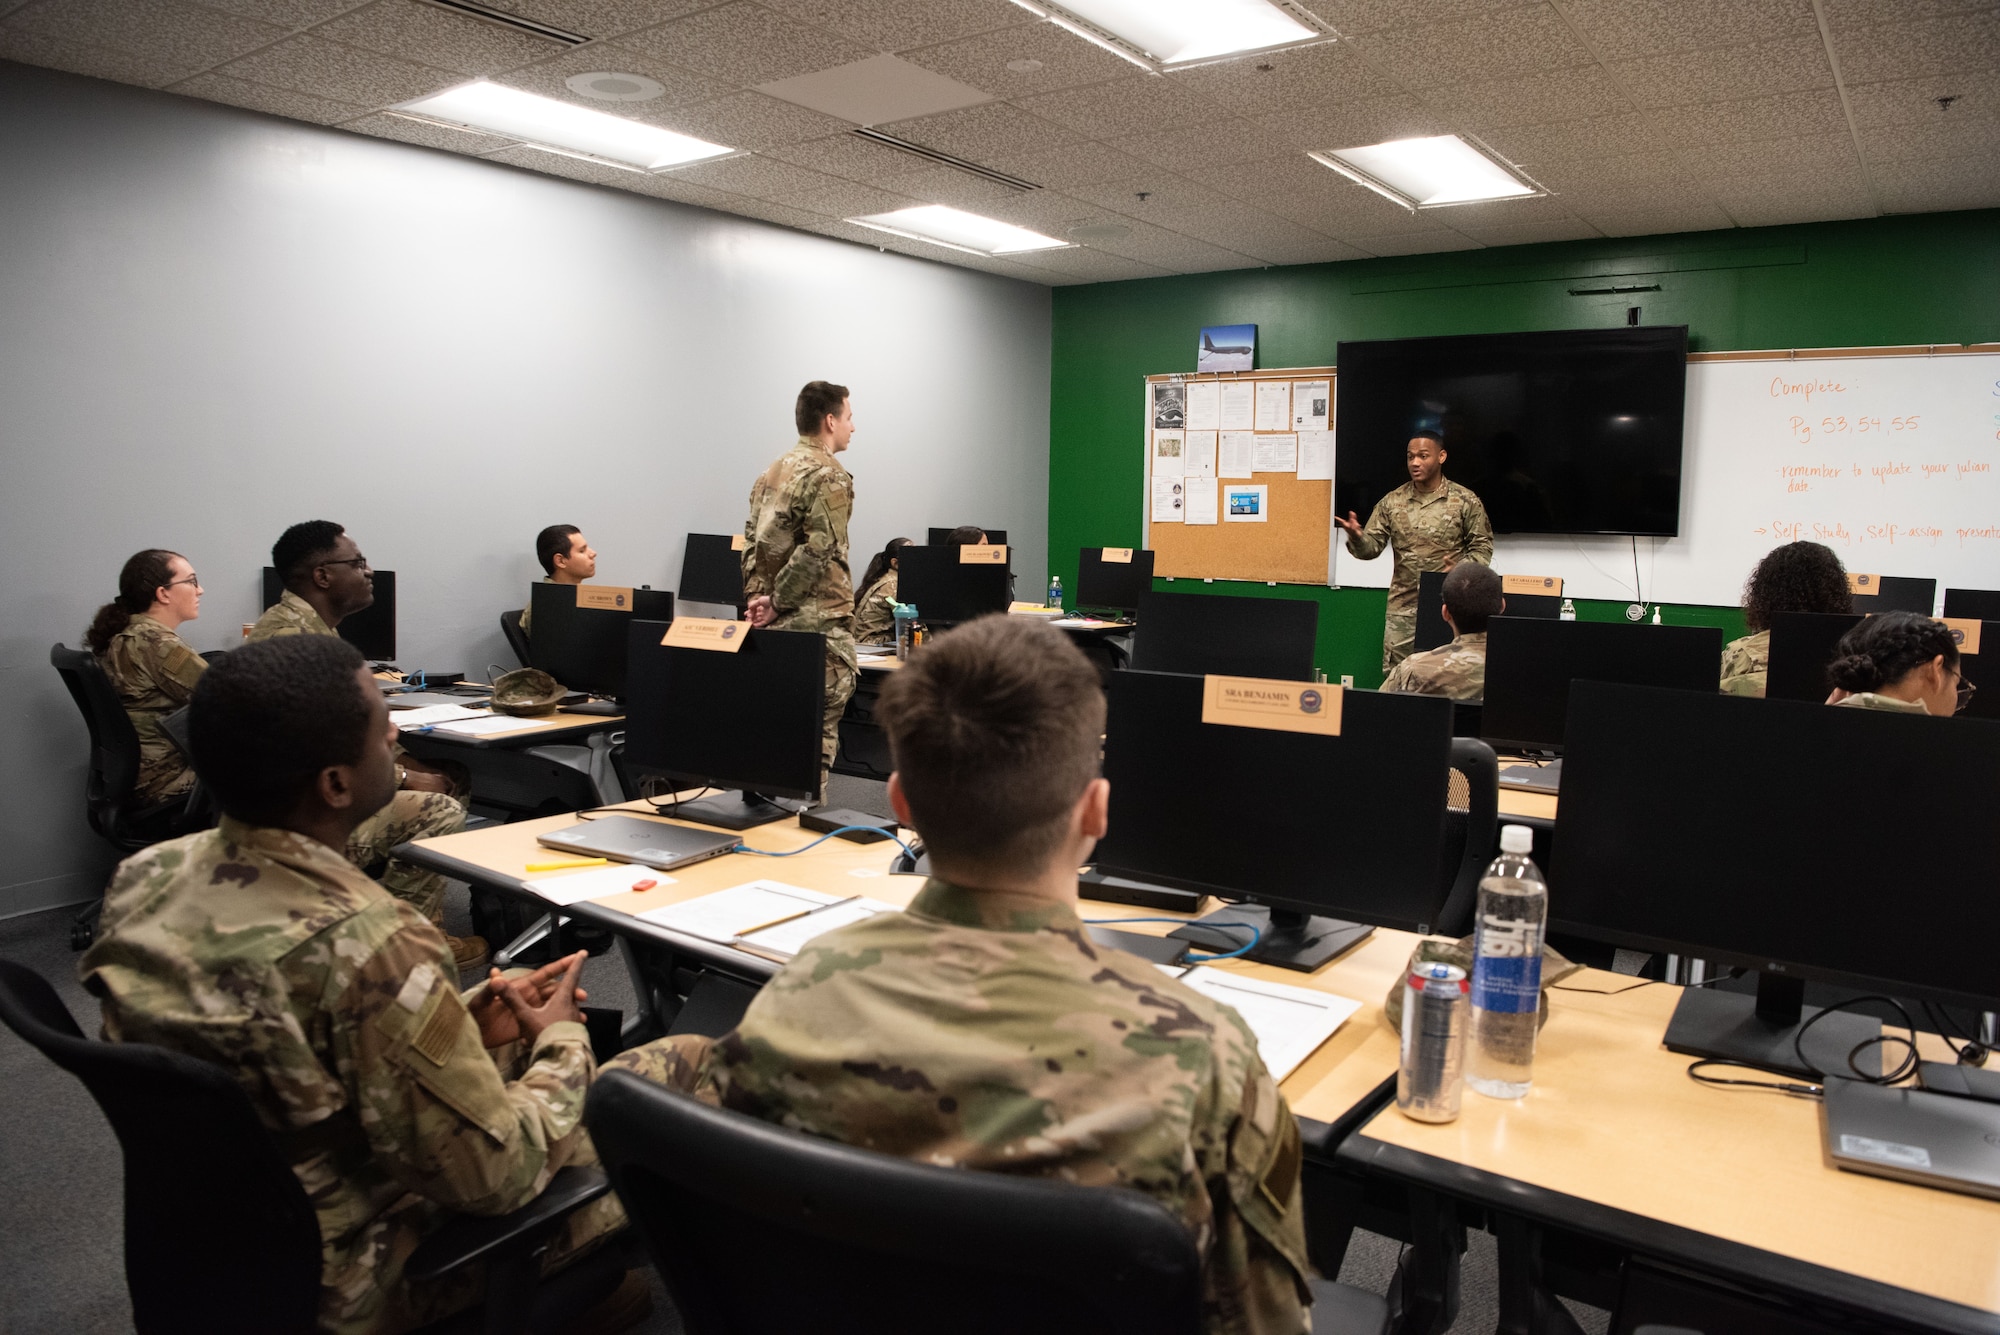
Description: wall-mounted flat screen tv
xmin=1334 ymin=326 xmax=1688 ymax=537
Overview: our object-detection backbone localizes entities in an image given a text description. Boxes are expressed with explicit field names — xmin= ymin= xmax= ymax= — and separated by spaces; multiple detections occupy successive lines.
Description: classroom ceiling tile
xmin=703 ymin=192 xmax=843 ymax=232
xmin=1312 ymin=0 xmax=1540 ymax=39
xmin=1874 ymin=163 xmax=2000 ymax=214
xmin=1842 ymin=73 xmax=2000 ymax=129
xmin=765 ymin=176 xmax=922 ymax=218
xmin=1348 ymin=5 xmax=1598 ymax=87
xmin=1827 ymin=10 xmax=2000 ymax=85
xmin=897 ymin=16 xmax=1139 ymax=98
xmin=1482 ymin=111 xmax=1673 ymax=163
xmin=997 ymin=140 xmax=1160 ymax=190
xmin=967 ymin=187 xmax=1133 ymax=236
xmin=878 ymin=100 xmax=1082 ymax=165
xmin=189 ymin=0 xmax=367 ymax=28
xmin=212 ymin=32 xmax=452 ymax=106
xmin=1860 ymin=118 xmax=2000 ymax=163
xmin=312 ymin=1 xmax=557 ymax=78
xmin=1255 ymin=95 xmax=1454 ymax=152
xmin=1580 ymin=203 xmax=1736 ymax=235
xmin=1607 ymin=35 xmax=1833 ymax=109
xmin=1678 ymin=129 xmax=1861 ymax=178
xmin=618 ymin=2 xmax=874 ymax=88
xmin=1009 ymin=245 xmax=1175 ymax=282
xmin=1450 ymin=217 xmax=1605 ymax=246
xmin=1527 ymin=147 xmax=1683 ymax=190
xmin=760 ymin=130 xmax=934 ymax=180
xmin=668 ymin=90 xmax=853 ymax=151
xmin=620 ymin=169 xmax=752 ymax=211
xmin=1429 ymin=65 xmax=1633 ymax=130
xmin=1014 ymin=74 xmax=1222 ymax=139
xmin=471 ymin=0 xmax=715 ymax=42
xmin=172 ymin=69 xmax=367 ymax=123
xmin=1228 ymin=226 xmax=1377 ymax=266
xmin=874 ymin=163 xmax=1027 ymax=210
xmin=1705 ymin=176 xmax=1876 ymax=225
xmin=6 ymin=0 xmax=284 ymax=75
xmin=479 ymin=143 xmax=650 ymax=188
xmin=1165 ymin=40 xmax=1404 ymax=115
xmin=1645 ymin=88 xmax=1848 ymax=147
xmin=1821 ymin=0 xmax=1995 ymax=27
xmin=755 ymin=53 xmax=994 ymax=127
xmin=670 ymin=151 xmax=849 ymax=199
xmin=1345 ymin=229 xmax=1486 ymax=256
xmin=1110 ymin=116 xmax=1296 ymax=172
xmin=489 ymin=42 xmax=734 ymax=114
xmin=340 ymin=109 xmax=516 ymax=153
xmin=1556 ymin=0 xmax=1819 ymax=61
xmin=756 ymin=0 xmax=1026 ymax=53
xmin=0 ymin=24 xmax=203 ymax=86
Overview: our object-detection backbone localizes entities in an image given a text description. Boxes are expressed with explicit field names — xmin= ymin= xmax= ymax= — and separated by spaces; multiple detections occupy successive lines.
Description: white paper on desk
xmin=1184 ymin=380 xmax=1219 ymax=432
xmin=1219 ymin=431 xmax=1256 ymax=479
xmin=1151 ymin=474 xmax=1186 ymax=523
xmin=741 ymin=897 xmax=898 ymax=957
xmin=1296 ymin=429 xmax=1334 ymax=481
xmin=1292 ymin=380 xmax=1330 ymax=433
xmin=1254 ymin=381 xmax=1291 ymax=432
xmin=394 ymin=704 xmax=489 ymax=729
xmin=636 ymin=880 xmax=843 ymax=943
xmin=1219 ymin=381 xmax=1254 ymax=431
xmin=1184 ymin=476 xmax=1219 ymax=525
xmin=1253 ymin=433 xmax=1297 ymax=474
xmin=429 ymin=715 xmax=545 ymax=737
xmin=527 ymin=863 xmax=675 ymax=906
xmin=1176 ymin=968 xmax=1362 ymax=1081
xmin=1184 ymin=430 xmax=1216 ymax=479
xmin=1151 ymin=430 xmax=1185 ymax=480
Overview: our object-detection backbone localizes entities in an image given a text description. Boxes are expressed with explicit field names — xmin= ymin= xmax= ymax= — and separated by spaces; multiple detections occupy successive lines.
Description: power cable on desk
xmin=1551 ymin=966 xmax=1746 ymax=997
xmin=736 ymin=826 xmax=918 ymax=863
xmin=1683 ymin=993 xmax=1923 ymax=1099
xmin=1082 ymin=915 xmax=1264 ymax=963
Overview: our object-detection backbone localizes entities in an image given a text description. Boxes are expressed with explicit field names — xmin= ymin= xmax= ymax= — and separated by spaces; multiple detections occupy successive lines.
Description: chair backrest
xmin=0 ymin=958 xmax=321 ymax=1334
xmin=156 ymin=707 xmax=217 ymax=825
xmin=1434 ymin=737 xmax=1499 ymax=937
xmin=586 ymin=1070 xmax=1204 ymax=1335
xmin=501 ymin=609 xmax=532 ymax=668
xmin=49 ymin=643 xmax=144 ymax=837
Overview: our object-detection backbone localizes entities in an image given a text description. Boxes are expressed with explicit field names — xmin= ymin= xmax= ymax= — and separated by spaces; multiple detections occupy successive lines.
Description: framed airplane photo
xmin=1197 ymin=324 xmax=1255 ymax=372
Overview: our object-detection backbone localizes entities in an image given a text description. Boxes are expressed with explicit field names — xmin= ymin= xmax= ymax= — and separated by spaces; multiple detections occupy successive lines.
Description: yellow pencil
xmin=525 ymin=857 xmax=610 ymax=872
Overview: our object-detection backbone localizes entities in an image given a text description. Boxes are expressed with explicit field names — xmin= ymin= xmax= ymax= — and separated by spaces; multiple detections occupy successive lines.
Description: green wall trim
xmin=1050 ymin=210 xmax=2000 ymax=686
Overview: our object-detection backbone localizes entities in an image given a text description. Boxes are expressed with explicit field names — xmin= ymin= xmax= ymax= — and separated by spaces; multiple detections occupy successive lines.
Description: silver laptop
xmin=1821 ymin=1077 xmax=2000 ymax=1200
xmin=535 ymin=815 xmax=738 ymax=872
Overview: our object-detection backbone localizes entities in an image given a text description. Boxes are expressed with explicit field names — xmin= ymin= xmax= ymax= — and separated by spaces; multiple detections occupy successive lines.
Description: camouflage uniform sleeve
xmin=1459 ymin=492 xmax=1495 ymax=565
xmin=850 ymin=576 xmax=895 ymax=643
xmin=1346 ymin=496 xmax=1391 ymax=562
xmin=337 ymin=918 xmax=596 ymax=1216
xmin=149 ymin=629 xmax=208 ymax=703
xmin=1200 ymin=1039 xmax=1314 ymax=1334
xmin=1380 ymin=655 xmax=1417 ymax=694
xmin=604 ymin=1033 xmax=721 ymax=1103
xmin=771 ymin=464 xmax=844 ymax=616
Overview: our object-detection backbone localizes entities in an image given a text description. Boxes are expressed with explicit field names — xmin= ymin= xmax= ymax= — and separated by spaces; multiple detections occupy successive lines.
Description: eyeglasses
xmin=167 ymin=574 xmax=202 ymax=589
xmin=1955 ymin=672 xmax=1978 ymax=714
xmin=318 ymin=556 xmax=371 ymax=571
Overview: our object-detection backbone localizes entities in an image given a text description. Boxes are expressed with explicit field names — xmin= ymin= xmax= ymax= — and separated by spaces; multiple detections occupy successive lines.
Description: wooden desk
xmin=1341 ymin=973 xmax=2000 ymax=1332
xmin=400 ymin=708 xmax=625 ymax=750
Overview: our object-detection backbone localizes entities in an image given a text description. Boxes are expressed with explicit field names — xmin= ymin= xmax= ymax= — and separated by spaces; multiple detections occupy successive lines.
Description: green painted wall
xmin=1049 ymin=210 xmax=2000 ymax=685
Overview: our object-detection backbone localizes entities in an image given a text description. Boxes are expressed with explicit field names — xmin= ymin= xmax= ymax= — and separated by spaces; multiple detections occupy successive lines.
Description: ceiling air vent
xmin=416 ymin=0 xmax=590 ymax=45
xmin=851 ymin=129 xmax=1041 ymax=192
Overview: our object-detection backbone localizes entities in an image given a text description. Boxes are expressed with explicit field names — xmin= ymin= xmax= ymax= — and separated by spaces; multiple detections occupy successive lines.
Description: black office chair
xmin=587 ymin=1070 xmax=1389 ymax=1335
xmin=0 ymin=957 xmax=622 ymax=1335
xmin=1433 ymin=738 xmax=1499 ymax=937
xmin=501 ymin=609 xmax=532 ymax=668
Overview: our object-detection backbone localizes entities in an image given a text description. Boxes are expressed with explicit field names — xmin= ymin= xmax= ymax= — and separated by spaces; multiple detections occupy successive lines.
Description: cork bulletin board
xmin=1142 ymin=367 xmax=1338 ymax=585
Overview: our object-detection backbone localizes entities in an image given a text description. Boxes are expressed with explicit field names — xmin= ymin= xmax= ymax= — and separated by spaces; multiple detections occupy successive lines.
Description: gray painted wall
xmin=0 ymin=62 xmax=1052 ymax=919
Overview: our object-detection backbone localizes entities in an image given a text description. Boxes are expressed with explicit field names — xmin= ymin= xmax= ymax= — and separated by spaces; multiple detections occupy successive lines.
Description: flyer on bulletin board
xmin=1223 ymin=484 xmax=1268 ymax=522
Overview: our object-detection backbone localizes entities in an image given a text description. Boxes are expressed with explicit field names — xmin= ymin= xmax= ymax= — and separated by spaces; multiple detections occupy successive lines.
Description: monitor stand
xmin=672 ymin=790 xmax=794 ymax=831
xmin=1497 ymin=758 xmax=1561 ymax=793
xmin=564 ymin=697 xmax=624 ymax=717
xmin=1169 ymin=904 xmax=1372 ymax=973
xmin=1663 ymin=972 xmax=1881 ymax=1080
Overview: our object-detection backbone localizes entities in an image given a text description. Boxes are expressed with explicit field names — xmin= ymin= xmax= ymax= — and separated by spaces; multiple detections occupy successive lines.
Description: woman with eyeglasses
xmin=85 ymin=549 xmax=208 ymax=801
xmin=1825 ymin=610 xmax=1974 ymax=716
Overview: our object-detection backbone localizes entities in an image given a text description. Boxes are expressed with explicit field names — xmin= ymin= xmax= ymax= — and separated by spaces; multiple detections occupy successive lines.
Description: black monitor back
xmin=622 ymin=620 xmax=823 ymax=802
xmin=1480 ymin=616 xmax=1721 ymax=752
xmin=1943 ymin=587 xmax=2000 ymax=621
xmin=679 ymin=534 xmax=744 ymax=607
xmin=1412 ymin=569 xmax=1560 ymax=655
xmin=1847 ymin=574 xmax=1935 ymax=614
xmin=529 ymin=583 xmax=673 ymax=699
xmin=1076 ymin=547 xmax=1154 ymax=615
xmin=1094 ymin=671 xmax=1452 ymax=933
xmin=898 ymin=545 xmax=1011 ymax=623
xmin=261 ymin=567 xmax=395 ymax=660
xmin=1764 ymin=611 xmax=1864 ymax=702
xmin=1130 ymin=592 xmax=1317 ymax=679
xmin=927 ymin=527 xmax=1007 ymax=546
xmin=1550 ymin=681 xmax=2000 ymax=1011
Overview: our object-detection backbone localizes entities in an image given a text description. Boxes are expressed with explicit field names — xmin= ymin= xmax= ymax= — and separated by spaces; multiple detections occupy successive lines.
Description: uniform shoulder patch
xmin=410 ymin=991 xmax=458 ymax=1067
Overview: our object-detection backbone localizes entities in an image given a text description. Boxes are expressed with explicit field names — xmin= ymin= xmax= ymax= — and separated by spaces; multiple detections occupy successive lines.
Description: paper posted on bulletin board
xmin=1143 ymin=370 xmax=1336 ymax=585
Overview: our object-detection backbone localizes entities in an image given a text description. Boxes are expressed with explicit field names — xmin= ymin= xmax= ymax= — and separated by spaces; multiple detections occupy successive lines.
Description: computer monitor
xmin=528 ymin=583 xmax=673 ymax=700
xmin=1130 ymin=592 xmax=1317 ymax=680
xmin=1480 ymin=616 xmax=1722 ymax=755
xmin=1847 ymin=574 xmax=1936 ymax=614
xmin=1551 ymin=681 xmax=2000 ymax=1078
xmin=897 ymin=544 xmax=1011 ymax=624
xmin=1411 ymin=569 xmax=1561 ymax=655
xmin=1076 ymin=547 xmax=1154 ymax=616
xmin=679 ymin=534 xmax=744 ymax=608
xmin=1092 ymin=670 xmax=1453 ymax=969
xmin=1764 ymin=611 xmax=1863 ymax=702
xmin=261 ymin=567 xmax=396 ymax=661
xmin=927 ymin=527 xmax=1008 ymax=546
xmin=1943 ymin=587 xmax=2000 ymax=621
xmin=621 ymin=619 xmax=824 ymax=828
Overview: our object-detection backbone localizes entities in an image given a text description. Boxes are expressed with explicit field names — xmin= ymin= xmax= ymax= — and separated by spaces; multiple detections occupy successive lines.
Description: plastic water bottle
xmin=1467 ymin=825 xmax=1547 ymax=1099
xmin=1559 ymin=597 xmax=1577 ymax=621
xmin=1047 ymin=574 xmax=1063 ymax=610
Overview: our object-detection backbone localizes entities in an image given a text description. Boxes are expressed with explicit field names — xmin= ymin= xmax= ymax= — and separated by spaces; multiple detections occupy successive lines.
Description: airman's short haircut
xmin=876 ymin=616 xmax=1104 ymax=879
xmin=190 ymin=636 xmax=373 ymax=826
xmin=1442 ymin=563 xmax=1504 ymax=633
xmin=272 ymin=520 xmax=346 ymax=586
xmin=794 ymin=380 xmax=850 ymax=437
xmin=536 ymin=524 xmax=582 ymax=576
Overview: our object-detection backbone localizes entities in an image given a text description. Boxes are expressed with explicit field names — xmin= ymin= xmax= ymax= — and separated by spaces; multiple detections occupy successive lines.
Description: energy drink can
xmin=1398 ymin=961 xmax=1469 ymax=1123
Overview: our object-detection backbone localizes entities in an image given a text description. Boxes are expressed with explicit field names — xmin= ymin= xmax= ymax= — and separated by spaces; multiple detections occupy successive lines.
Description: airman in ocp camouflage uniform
xmin=850 ymin=568 xmax=898 ymax=645
xmin=1381 ymin=630 xmax=1489 ymax=700
xmin=79 ymin=818 xmax=623 ymax=1335
xmin=1339 ymin=434 xmax=1493 ymax=673
xmin=100 ymin=613 xmax=207 ymax=801
xmin=611 ymin=875 xmax=1313 ymax=1334
xmin=743 ymin=421 xmax=857 ymax=784
xmin=1718 ymin=629 xmax=1769 ymax=697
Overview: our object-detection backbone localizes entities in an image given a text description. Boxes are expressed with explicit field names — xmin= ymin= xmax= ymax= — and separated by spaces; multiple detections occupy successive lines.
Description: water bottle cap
xmin=1500 ymin=824 xmax=1533 ymax=854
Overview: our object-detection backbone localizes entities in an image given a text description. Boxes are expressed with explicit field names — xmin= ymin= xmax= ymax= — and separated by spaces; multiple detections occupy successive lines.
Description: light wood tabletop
xmin=1353 ymin=971 xmax=2000 ymax=1316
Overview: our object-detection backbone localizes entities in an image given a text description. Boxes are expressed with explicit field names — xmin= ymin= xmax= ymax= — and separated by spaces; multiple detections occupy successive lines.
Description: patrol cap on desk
xmin=490 ymin=668 xmax=565 ymax=716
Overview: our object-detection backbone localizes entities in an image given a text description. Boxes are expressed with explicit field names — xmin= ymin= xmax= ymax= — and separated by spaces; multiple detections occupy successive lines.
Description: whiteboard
xmin=1332 ymin=351 xmax=2000 ymax=610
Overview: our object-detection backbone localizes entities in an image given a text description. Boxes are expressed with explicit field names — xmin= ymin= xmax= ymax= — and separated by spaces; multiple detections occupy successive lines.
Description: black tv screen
xmin=1334 ymin=326 xmax=1688 ymax=537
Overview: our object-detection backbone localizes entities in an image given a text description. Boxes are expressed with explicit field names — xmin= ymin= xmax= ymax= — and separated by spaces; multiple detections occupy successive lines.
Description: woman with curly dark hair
xmin=1719 ymin=541 xmax=1853 ymax=697
xmin=1826 ymin=611 xmax=1969 ymax=715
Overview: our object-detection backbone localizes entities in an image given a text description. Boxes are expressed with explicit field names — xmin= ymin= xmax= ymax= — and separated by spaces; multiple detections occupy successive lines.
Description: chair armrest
xmin=403 ymin=1166 xmax=611 ymax=1284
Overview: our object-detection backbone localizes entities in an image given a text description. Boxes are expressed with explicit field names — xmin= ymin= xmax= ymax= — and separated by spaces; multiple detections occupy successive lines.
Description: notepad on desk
xmin=1158 ymin=966 xmax=1362 ymax=1081
xmin=525 ymin=863 xmax=675 ymax=906
xmin=739 ymin=896 xmax=898 ymax=958
xmin=393 ymin=704 xmax=490 ymax=729
xmin=426 ymin=715 xmax=547 ymax=738
xmin=635 ymin=880 xmax=849 ymax=944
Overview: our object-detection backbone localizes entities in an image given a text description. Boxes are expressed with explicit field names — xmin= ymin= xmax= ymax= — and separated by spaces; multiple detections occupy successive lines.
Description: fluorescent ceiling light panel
xmin=394 ymin=81 xmax=732 ymax=171
xmin=1036 ymin=0 xmax=1317 ymax=66
xmin=1311 ymin=135 xmax=1538 ymax=208
xmin=848 ymin=206 xmax=1068 ymax=256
